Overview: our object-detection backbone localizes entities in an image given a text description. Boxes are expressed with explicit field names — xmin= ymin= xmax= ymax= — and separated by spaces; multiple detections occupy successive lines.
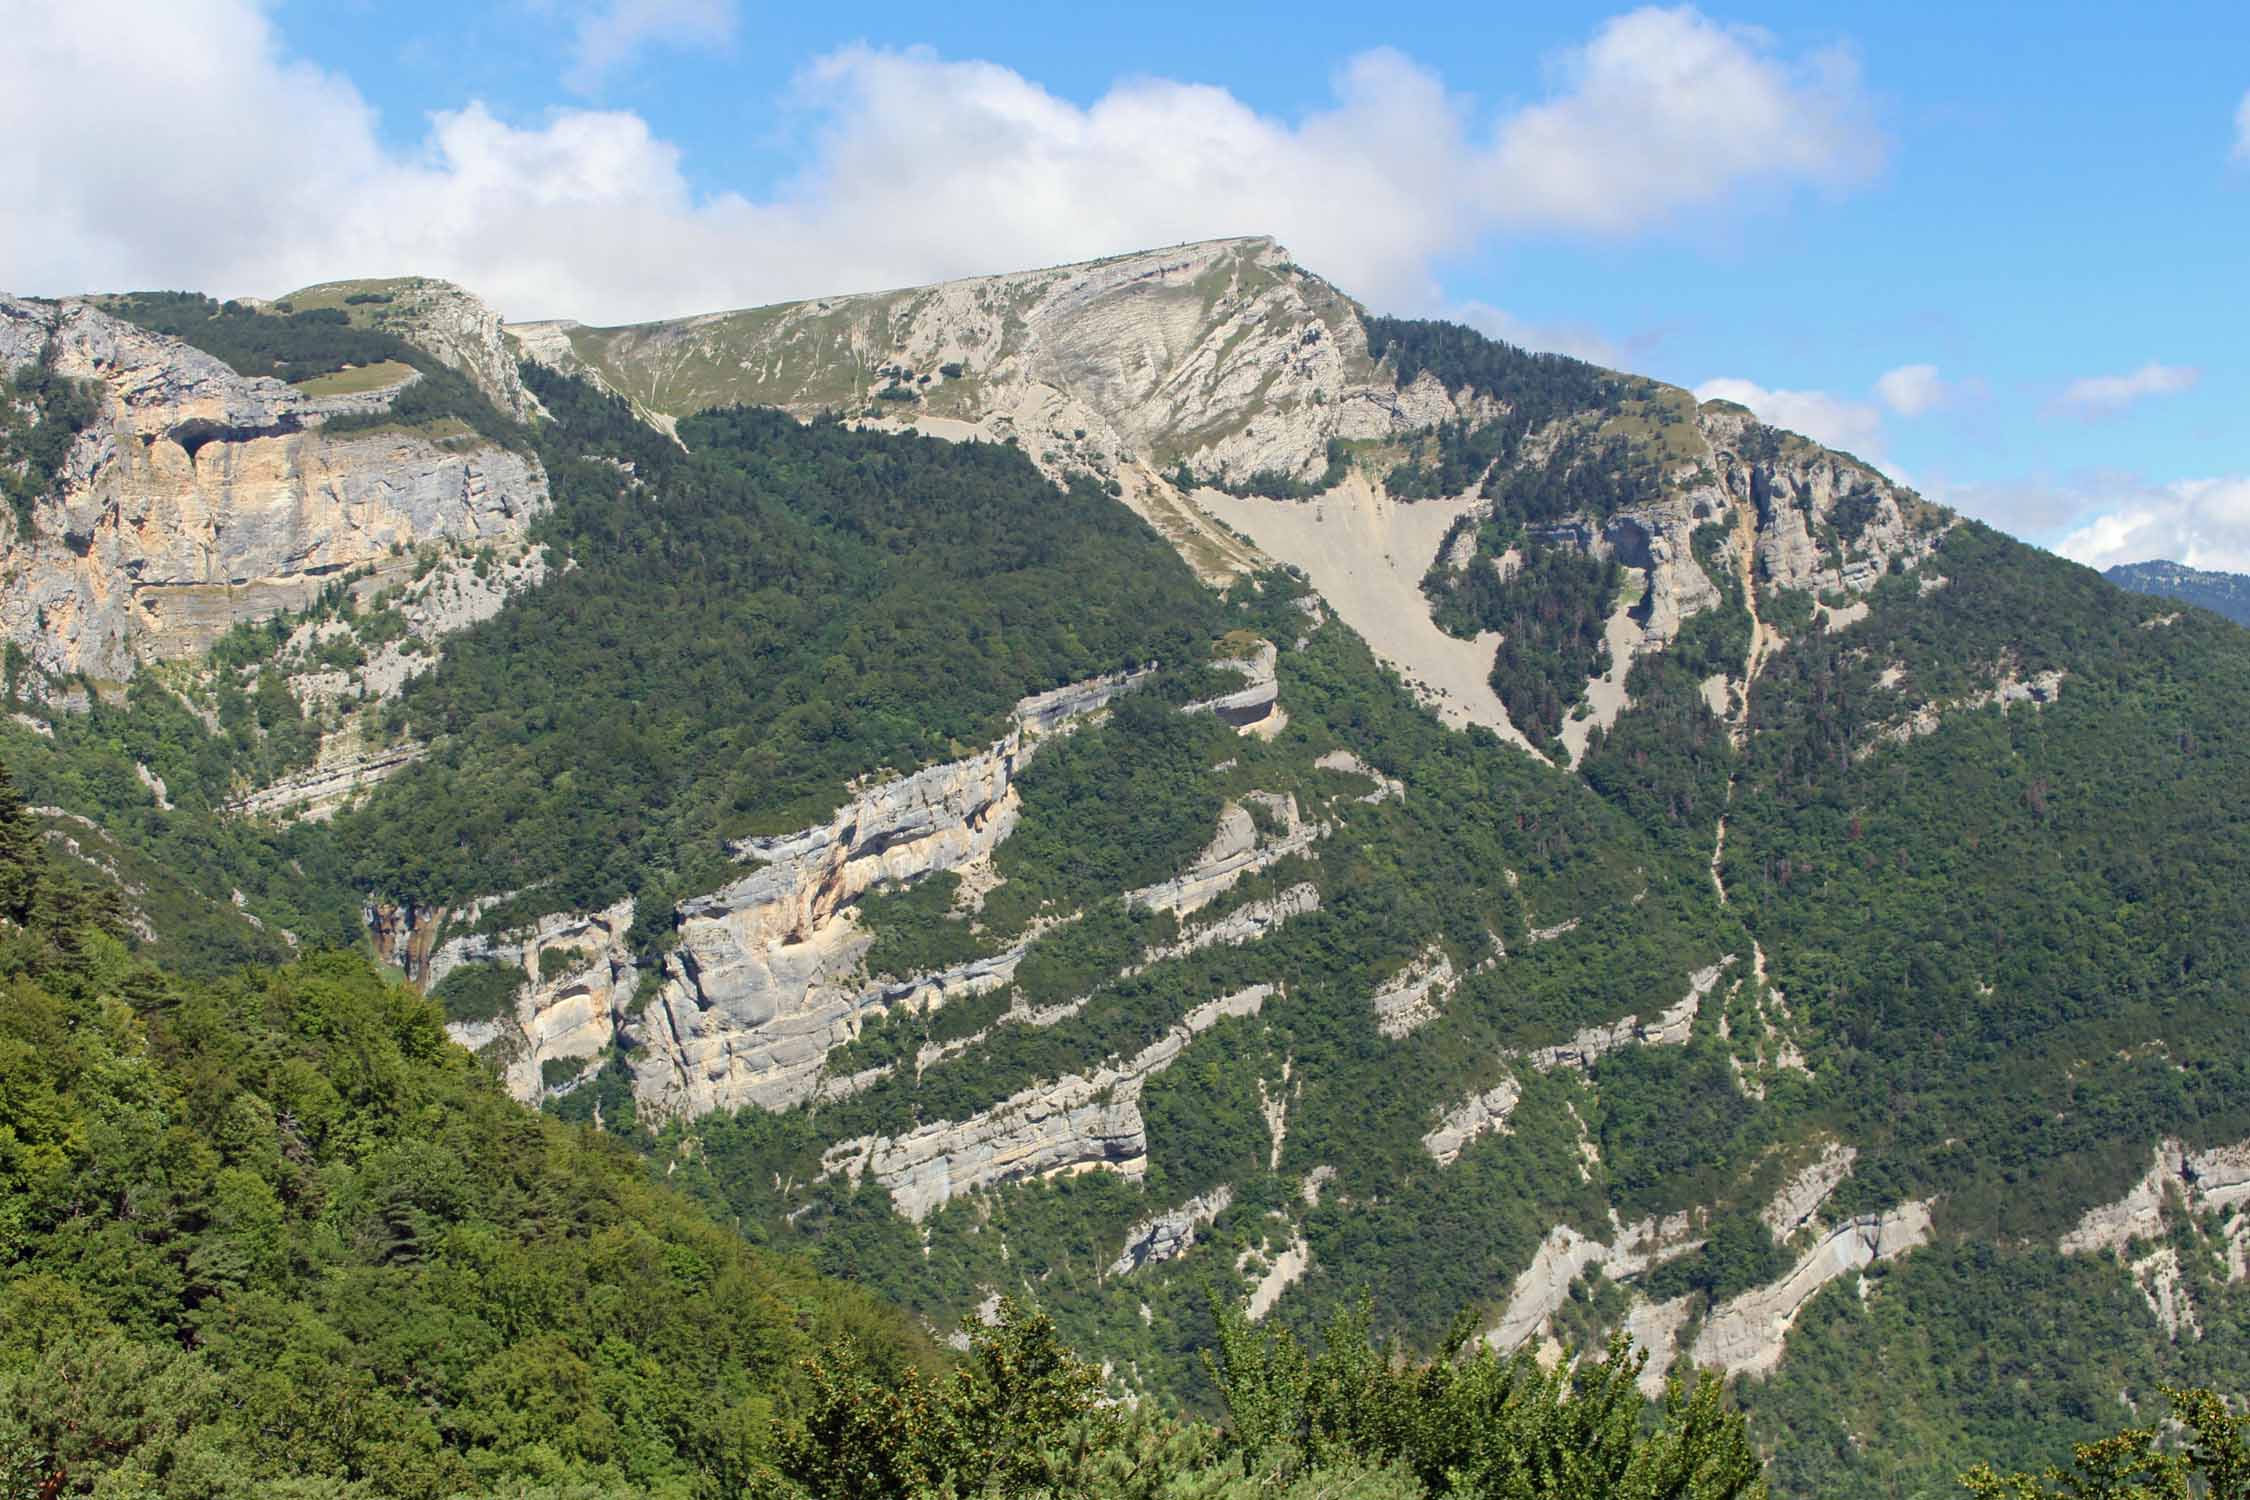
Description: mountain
xmin=2106 ymin=559 xmax=2250 ymax=626
xmin=6 ymin=237 xmax=2250 ymax=1496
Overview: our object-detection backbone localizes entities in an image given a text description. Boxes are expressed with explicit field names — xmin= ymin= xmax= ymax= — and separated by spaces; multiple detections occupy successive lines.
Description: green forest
xmin=5 ymin=294 xmax=2250 ymax=1497
xmin=0 ymin=758 xmax=1784 ymax=1497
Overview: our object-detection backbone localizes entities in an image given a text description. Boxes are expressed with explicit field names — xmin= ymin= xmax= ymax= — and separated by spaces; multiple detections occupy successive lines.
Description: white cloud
xmin=0 ymin=0 xmax=1886 ymax=324
xmin=1875 ymin=362 xmax=1944 ymax=416
xmin=2056 ymin=476 xmax=2250 ymax=572
xmin=1453 ymin=300 xmax=1625 ymax=366
xmin=1693 ymin=376 xmax=1885 ymax=458
xmin=1483 ymin=9 xmax=1880 ymax=233
xmin=2056 ymin=362 xmax=2200 ymax=417
xmin=564 ymin=0 xmax=735 ymax=94
xmin=2235 ymin=89 xmax=2250 ymax=160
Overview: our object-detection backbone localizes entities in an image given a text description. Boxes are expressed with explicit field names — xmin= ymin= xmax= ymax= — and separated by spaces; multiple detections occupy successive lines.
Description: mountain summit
xmin=5 ymin=240 xmax=2248 ymax=1497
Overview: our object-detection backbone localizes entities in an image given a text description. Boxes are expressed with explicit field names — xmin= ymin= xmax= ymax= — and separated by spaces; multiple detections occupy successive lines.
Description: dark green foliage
xmin=772 ymin=1295 xmax=1768 ymax=1500
xmin=1739 ymin=1240 xmax=2250 ymax=1498
xmin=1384 ymin=420 xmax=1513 ymax=501
xmin=858 ymin=872 xmax=992 ymax=980
xmin=1361 ymin=316 xmax=1619 ymax=416
xmin=1423 ymin=537 xmax=1621 ymax=751
xmin=0 ymin=776 xmax=933 ymax=1498
xmin=429 ymin=959 xmax=523 ymax=1024
xmin=1729 ymin=524 xmax=2250 ymax=1237
xmin=99 ymin=292 xmax=378 ymax=384
xmin=1205 ymin=1301 xmax=1766 ymax=1499
xmin=1 ymin=340 xmax=100 ymax=529
xmin=1829 ymin=485 xmax=1885 ymax=547
xmin=100 ymin=291 xmax=525 ymax=452
xmin=1639 ymin=1213 xmax=1789 ymax=1303
xmin=0 ymin=668 xmax=363 ymax=970
xmin=981 ymin=691 xmax=1232 ymax=931
xmin=333 ymin=375 xmax=1221 ymax=936
xmin=1958 ymin=1384 xmax=2250 ymax=1500
xmin=1362 ymin=315 xmax=1666 ymax=520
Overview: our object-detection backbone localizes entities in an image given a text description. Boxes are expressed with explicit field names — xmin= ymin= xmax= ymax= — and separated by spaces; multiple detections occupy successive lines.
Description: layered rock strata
xmin=1689 ymin=1203 xmax=1933 ymax=1377
xmin=1 ymin=296 xmax=547 ymax=684
xmin=1128 ymin=792 xmax=1321 ymax=917
xmin=1111 ymin=1187 xmax=1235 ymax=1275
xmin=626 ymin=670 xmax=1150 ymax=1118
xmin=438 ymin=899 xmax=640 ymax=1101
xmin=1523 ymin=956 xmax=1733 ymax=1071
xmin=821 ymin=984 xmax=1275 ymax=1221
xmin=1370 ymin=944 xmax=1456 ymax=1039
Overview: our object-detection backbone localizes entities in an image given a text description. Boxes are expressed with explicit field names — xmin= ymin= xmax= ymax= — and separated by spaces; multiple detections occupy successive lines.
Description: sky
xmin=2 ymin=0 xmax=2244 ymax=569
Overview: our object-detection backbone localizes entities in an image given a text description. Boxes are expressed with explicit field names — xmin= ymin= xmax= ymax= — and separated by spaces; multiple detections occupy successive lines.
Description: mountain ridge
xmin=5 ymin=239 xmax=2250 ymax=1496
xmin=2105 ymin=558 xmax=2250 ymax=626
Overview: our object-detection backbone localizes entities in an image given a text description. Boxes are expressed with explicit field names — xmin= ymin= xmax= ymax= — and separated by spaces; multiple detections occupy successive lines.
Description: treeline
xmin=1362 ymin=314 xmax=1669 ymax=523
xmin=0 ymin=761 xmax=934 ymax=1496
xmin=100 ymin=291 xmax=526 ymax=450
xmin=330 ymin=372 xmax=1223 ymax=940
xmin=1421 ymin=528 xmax=1623 ymax=752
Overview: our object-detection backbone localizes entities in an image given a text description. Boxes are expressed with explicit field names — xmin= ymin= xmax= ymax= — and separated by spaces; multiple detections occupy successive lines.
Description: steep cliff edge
xmin=514 ymin=238 xmax=1946 ymax=746
xmin=0 ymin=295 xmax=547 ymax=685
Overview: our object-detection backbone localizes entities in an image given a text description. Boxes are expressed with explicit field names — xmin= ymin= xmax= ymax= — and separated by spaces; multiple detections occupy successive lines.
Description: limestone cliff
xmin=820 ymin=984 xmax=1274 ymax=1221
xmin=0 ymin=295 xmax=547 ymax=685
xmin=511 ymin=237 xmax=1950 ymax=742
xmin=627 ymin=670 xmax=1149 ymax=1119
xmin=278 ymin=276 xmax=547 ymax=422
xmin=436 ymin=899 xmax=640 ymax=1101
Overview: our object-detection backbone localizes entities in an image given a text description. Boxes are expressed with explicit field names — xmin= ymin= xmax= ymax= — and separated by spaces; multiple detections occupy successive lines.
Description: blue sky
xmin=4 ymin=0 xmax=2245 ymax=566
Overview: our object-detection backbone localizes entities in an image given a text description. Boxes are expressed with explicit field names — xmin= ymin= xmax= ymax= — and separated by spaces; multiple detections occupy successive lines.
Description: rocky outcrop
xmin=1184 ymin=640 xmax=1280 ymax=732
xmin=1131 ymin=883 xmax=1320 ymax=971
xmin=1313 ymin=749 xmax=1402 ymax=803
xmin=1111 ymin=1187 xmax=1235 ymax=1275
xmin=1245 ymin=1236 xmax=1312 ymax=1321
xmin=0 ymin=295 xmax=547 ymax=683
xmin=1856 ymin=665 xmax=2066 ymax=761
xmin=1486 ymin=1213 xmax=1700 ymax=1354
xmin=1698 ymin=402 xmax=1943 ymax=603
xmin=226 ymin=739 xmax=426 ymax=822
xmin=1762 ymin=1141 xmax=1858 ymax=1239
xmin=439 ymin=899 xmax=640 ymax=1100
xmin=1523 ymin=956 xmax=1732 ymax=1072
xmin=1423 ymin=1079 xmax=1521 ymax=1166
xmin=2060 ymin=1138 xmax=2250 ymax=1257
xmin=280 ymin=277 xmax=546 ymax=421
xmin=1128 ymin=792 xmax=1321 ymax=917
xmin=627 ymin=670 xmax=1149 ymax=1119
xmin=821 ymin=984 xmax=1274 ymax=1221
xmin=516 ymin=237 xmax=1433 ymax=493
xmin=1371 ymin=944 xmax=1455 ymax=1039
xmin=1690 ymin=1203 xmax=1933 ymax=1377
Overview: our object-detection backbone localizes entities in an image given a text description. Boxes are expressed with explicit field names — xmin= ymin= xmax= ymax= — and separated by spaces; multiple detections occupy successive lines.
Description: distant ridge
xmin=2105 ymin=559 xmax=2250 ymax=625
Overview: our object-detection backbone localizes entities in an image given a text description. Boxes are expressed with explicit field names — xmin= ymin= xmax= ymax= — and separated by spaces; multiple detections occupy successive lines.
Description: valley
xmin=5 ymin=237 xmax=2249 ymax=1496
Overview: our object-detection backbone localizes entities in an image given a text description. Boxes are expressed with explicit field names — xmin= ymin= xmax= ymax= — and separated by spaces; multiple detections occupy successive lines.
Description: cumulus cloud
xmin=1875 ymin=362 xmax=1945 ymax=416
xmin=0 ymin=0 xmax=1885 ymax=323
xmin=1693 ymin=376 xmax=1886 ymax=459
xmin=2056 ymin=362 xmax=2200 ymax=417
xmin=2056 ymin=476 xmax=2250 ymax=571
xmin=1453 ymin=300 xmax=1626 ymax=366
xmin=1482 ymin=10 xmax=1879 ymax=233
xmin=563 ymin=0 xmax=735 ymax=94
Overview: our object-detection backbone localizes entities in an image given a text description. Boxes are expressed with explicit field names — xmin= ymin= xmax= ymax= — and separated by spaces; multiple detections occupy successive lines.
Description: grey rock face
xmin=0 ymin=296 xmax=548 ymax=683
xmin=820 ymin=985 xmax=1274 ymax=1221
xmin=1110 ymin=1187 xmax=1236 ymax=1275
xmin=625 ymin=669 xmax=1152 ymax=1120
